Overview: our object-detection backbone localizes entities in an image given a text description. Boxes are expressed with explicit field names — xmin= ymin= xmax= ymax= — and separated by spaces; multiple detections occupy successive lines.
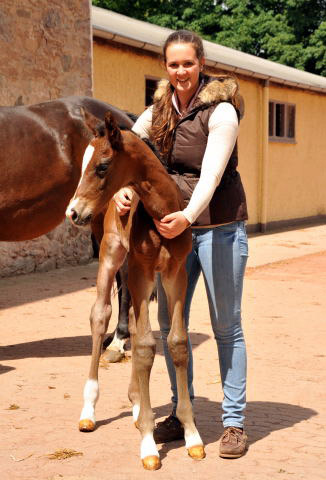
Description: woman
xmin=114 ymin=30 xmax=248 ymax=459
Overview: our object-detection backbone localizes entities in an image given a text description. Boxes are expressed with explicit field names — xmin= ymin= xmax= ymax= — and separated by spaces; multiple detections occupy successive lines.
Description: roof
xmin=92 ymin=6 xmax=326 ymax=94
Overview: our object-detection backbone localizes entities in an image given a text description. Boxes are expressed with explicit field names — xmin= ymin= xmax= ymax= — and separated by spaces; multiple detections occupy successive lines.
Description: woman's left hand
xmin=153 ymin=211 xmax=190 ymax=239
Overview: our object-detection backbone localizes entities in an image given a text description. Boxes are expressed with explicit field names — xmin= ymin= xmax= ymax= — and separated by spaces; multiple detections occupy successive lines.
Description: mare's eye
xmin=96 ymin=162 xmax=108 ymax=178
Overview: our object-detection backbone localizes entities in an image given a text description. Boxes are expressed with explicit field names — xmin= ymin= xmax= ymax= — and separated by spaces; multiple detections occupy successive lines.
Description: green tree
xmin=92 ymin=0 xmax=326 ymax=76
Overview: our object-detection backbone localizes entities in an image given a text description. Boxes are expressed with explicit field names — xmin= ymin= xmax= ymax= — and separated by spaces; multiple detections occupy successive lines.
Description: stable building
xmin=91 ymin=6 xmax=326 ymax=232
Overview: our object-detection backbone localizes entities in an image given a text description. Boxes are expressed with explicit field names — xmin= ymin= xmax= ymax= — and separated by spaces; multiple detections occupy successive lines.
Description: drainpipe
xmin=260 ymin=79 xmax=269 ymax=232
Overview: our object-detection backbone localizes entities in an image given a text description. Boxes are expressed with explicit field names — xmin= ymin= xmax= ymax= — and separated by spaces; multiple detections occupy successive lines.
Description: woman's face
xmin=165 ymin=42 xmax=204 ymax=100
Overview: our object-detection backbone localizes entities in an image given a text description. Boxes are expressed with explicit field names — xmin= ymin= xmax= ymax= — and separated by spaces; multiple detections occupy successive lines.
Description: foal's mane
xmin=94 ymin=118 xmax=166 ymax=167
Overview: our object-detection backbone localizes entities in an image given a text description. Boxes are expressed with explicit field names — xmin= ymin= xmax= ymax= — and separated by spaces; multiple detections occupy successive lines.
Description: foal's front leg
xmin=162 ymin=266 xmax=205 ymax=460
xmin=79 ymin=234 xmax=126 ymax=432
xmin=128 ymin=259 xmax=160 ymax=470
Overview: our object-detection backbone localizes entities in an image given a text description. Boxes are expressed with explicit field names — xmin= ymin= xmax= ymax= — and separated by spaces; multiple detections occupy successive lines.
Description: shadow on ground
xmin=0 ymin=331 xmax=210 ymax=365
xmin=0 ymin=263 xmax=99 ymax=310
xmin=89 ymin=397 xmax=317 ymax=462
xmin=157 ymin=399 xmax=317 ymax=460
xmin=0 ymin=364 xmax=15 ymax=374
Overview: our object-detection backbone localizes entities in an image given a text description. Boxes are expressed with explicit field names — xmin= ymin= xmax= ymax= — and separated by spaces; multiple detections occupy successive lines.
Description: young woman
xmin=114 ymin=30 xmax=249 ymax=458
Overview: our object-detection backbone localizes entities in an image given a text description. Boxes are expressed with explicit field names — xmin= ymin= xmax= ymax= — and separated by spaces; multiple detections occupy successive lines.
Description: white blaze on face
xmin=66 ymin=144 xmax=94 ymax=218
xmin=81 ymin=144 xmax=95 ymax=177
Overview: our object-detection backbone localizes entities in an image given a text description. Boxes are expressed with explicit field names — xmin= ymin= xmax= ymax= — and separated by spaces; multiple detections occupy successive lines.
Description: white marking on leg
xmin=132 ymin=404 xmax=140 ymax=422
xmin=140 ymin=433 xmax=159 ymax=460
xmin=80 ymin=379 xmax=99 ymax=424
xmin=185 ymin=429 xmax=203 ymax=449
xmin=108 ymin=330 xmax=126 ymax=353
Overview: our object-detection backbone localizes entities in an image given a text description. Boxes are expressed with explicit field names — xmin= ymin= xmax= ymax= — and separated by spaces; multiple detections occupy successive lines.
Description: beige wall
xmin=93 ymin=38 xmax=326 ymax=230
xmin=267 ymin=85 xmax=326 ymax=223
xmin=237 ymin=78 xmax=263 ymax=227
xmin=93 ymin=38 xmax=166 ymax=114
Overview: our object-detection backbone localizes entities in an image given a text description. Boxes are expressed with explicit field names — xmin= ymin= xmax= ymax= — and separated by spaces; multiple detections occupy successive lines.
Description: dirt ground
xmin=1 ymin=225 xmax=325 ymax=480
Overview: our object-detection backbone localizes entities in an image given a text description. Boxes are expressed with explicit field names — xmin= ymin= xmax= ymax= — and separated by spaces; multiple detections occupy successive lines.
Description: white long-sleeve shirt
xmin=132 ymin=102 xmax=239 ymax=224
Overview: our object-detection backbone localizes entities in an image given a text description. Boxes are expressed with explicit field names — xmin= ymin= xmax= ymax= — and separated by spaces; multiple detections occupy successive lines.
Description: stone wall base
xmin=0 ymin=221 xmax=93 ymax=277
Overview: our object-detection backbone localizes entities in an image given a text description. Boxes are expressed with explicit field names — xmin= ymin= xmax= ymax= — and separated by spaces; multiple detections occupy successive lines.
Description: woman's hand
xmin=113 ymin=187 xmax=134 ymax=215
xmin=153 ymin=211 xmax=190 ymax=239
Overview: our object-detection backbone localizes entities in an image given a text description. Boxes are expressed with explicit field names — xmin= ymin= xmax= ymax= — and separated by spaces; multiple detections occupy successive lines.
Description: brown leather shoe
xmin=219 ymin=426 xmax=248 ymax=458
xmin=153 ymin=414 xmax=184 ymax=443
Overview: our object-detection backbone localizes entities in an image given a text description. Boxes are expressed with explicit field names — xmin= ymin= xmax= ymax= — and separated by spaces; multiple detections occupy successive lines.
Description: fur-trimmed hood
xmin=153 ymin=74 xmax=244 ymax=119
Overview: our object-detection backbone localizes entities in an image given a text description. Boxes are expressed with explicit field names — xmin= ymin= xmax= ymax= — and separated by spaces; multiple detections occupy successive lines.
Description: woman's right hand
xmin=113 ymin=187 xmax=134 ymax=215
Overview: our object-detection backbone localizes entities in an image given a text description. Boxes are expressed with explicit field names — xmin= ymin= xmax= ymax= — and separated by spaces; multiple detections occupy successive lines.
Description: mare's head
xmin=66 ymin=109 xmax=132 ymax=226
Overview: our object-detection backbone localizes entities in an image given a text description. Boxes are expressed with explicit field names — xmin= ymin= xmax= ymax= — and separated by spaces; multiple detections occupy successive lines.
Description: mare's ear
xmin=81 ymin=107 xmax=102 ymax=136
xmin=104 ymin=112 xmax=122 ymax=151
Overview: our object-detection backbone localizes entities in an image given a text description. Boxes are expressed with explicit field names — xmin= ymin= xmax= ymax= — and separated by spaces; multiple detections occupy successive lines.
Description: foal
xmin=66 ymin=110 xmax=205 ymax=470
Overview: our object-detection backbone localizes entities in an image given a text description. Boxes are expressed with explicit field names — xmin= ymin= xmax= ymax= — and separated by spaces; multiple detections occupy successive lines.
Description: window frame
xmin=269 ymin=100 xmax=296 ymax=144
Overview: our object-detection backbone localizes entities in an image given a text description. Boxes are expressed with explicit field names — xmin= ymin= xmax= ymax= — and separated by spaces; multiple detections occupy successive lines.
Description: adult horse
xmin=66 ymin=110 xmax=205 ymax=470
xmin=0 ymin=96 xmax=133 ymax=359
xmin=0 ymin=96 xmax=133 ymax=241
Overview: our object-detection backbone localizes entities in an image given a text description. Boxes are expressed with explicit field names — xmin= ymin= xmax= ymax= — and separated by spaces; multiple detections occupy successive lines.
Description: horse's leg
xmin=91 ymin=211 xmax=104 ymax=245
xmin=128 ymin=259 xmax=160 ymax=470
xmin=102 ymin=256 xmax=131 ymax=363
xmin=79 ymin=233 xmax=126 ymax=432
xmin=161 ymin=266 xmax=205 ymax=460
xmin=127 ymin=307 xmax=141 ymax=427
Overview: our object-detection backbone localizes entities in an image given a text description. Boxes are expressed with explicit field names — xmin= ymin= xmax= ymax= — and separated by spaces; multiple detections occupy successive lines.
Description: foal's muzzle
xmin=69 ymin=209 xmax=92 ymax=226
xmin=66 ymin=199 xmax=93 ymax=227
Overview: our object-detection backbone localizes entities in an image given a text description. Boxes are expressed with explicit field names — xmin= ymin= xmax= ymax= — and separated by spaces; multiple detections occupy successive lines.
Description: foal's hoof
xmin=142 ymin=455 xmax=161 ymax=470
xmin=79 ymin=419 xmax=95 ymax=432
xmin=100 ymin=349 xmax=125 ymax=364
xmin=188 ymin=445 xmax=206 ymax=460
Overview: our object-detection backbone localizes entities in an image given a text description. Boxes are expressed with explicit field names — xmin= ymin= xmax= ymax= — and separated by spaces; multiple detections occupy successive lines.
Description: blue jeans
xmin=157 ymin=221 xmax=248 ymax=428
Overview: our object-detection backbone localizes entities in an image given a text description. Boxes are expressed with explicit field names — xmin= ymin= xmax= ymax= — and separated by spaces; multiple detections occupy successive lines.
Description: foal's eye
xmin=96 ymin=162 xmax=109 ymax=178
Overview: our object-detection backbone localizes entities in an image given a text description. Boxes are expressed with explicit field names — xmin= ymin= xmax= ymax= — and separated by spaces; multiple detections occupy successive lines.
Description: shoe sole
xmin=219 ymin=452 xmax=244 ymax=458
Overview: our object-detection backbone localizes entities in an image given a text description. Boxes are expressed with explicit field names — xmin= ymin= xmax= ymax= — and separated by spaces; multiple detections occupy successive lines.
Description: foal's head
xmin=66 ymin=109 xmax=134 ymax=226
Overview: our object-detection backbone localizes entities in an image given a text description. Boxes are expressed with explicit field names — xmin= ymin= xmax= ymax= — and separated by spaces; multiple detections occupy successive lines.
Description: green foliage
xmin=305 ymin=21 xmax=326 ymax=76
xmin=92 ymin=0 xmax=326 ymax=76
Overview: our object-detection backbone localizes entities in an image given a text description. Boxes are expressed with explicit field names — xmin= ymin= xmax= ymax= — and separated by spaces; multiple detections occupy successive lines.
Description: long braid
xmin=150 ymin=83 xmax=178 ymax=157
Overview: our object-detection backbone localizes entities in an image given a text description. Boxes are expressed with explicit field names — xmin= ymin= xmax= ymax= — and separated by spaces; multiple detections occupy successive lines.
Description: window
xmin=145 ymin=78 xmax=158 ymax=107
xmin=269 ymin=101 xmax=296 ymax=142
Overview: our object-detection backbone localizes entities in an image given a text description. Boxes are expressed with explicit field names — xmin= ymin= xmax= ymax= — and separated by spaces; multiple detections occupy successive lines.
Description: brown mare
xmin=0 ymin=96 xmax=133 ymax=359
xmin=0 ymin=96 xmax=132 ymax=241
xmin=66 ymin=110 xmax=205 ymax=470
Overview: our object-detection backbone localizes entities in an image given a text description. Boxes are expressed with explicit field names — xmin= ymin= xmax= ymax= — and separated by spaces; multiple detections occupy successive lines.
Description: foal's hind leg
xmin=127 ymin=259 xmax=160 ymax=470
xmin=79 ymin=234 xmax=126 ymax=432
xmin=161 ymin=266 xmax=205 ymax=460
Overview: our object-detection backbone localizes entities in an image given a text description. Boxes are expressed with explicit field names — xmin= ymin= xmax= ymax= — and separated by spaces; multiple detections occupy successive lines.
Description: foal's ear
xmin=104 ymin=112 xmax=122 ymax=151
xmin=81 ymin=107 xmax=102 ymax=136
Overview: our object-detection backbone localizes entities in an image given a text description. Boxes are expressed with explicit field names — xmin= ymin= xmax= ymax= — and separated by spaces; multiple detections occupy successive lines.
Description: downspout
xmin=260 ymin=79 xmax=269 ymax=232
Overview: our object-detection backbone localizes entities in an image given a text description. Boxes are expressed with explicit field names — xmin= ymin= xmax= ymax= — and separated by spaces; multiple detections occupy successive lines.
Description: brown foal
xmin=66 ymin=110 xmax=205 ymax=470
